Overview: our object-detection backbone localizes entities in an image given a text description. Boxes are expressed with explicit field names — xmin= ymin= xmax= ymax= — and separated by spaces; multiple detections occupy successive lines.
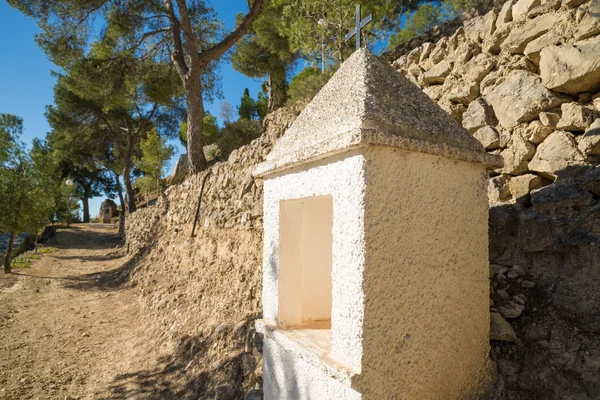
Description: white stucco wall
xmin=261 ymin=146 xmax=492 ymax=399
xmin=355 ymin=147 xmax=493 ymax=399
xmin=263 ymin=337 xmax=363 ymax=400
xmin=262 ymin=151 xmax=367 ymax=370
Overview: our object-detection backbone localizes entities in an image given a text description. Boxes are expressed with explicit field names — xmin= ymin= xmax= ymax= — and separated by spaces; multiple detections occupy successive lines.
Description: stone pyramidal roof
xmin=254 ymin=48 xmax=501 ymax=176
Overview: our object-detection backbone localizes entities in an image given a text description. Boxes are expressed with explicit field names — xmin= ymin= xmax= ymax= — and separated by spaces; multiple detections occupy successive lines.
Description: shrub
xmin=286 ymin=67 xmax=333 ymax=105
xmin=11 ymin=253 xmax=40 ymax=269
xmin=213 ymin=119 xmax=264 ymax=158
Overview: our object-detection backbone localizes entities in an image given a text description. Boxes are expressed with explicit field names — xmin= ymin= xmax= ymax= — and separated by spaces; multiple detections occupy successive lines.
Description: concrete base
xmin=258 ymin=320 xmax=362 ymax=400
xmin=263 ymin=337 xmax=362 ymax=400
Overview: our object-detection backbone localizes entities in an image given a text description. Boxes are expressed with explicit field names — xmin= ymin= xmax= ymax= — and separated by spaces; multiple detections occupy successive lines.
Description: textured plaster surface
xmin=262 ymin=151 xmax=367 ymax=369
xmin=261 ymin=148 xmax=493 ymax=399
xmin=262 ymin=337 xmax=362 ymax=400
xmin=355 ymin=147 xmax=493 ymax=399
xmin=258 ymin=46 xmax=493 ymax=400
xmin=257 ymin=320 xmax=356 ymax=385
xmin=254 ymin=49 xmax=501 ymax=177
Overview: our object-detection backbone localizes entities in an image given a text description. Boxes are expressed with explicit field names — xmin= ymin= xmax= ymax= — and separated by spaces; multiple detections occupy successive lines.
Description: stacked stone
xmin=381 ymin=0 xmax=507 ymax=64
xmin=389 ymin=1 xmax=600 ymax=396
xmin=489 ymin=264 xmax=535 ymax=343
xmin=121 ymin=5 xmax=600 ymax=395
xmin=392 ymin=0 xmax=600 ymax=205
xmin=161 ymin=104 xmax=302 ymax=232
xmin=123 ymin=206 xmax=163 ymax=256
xmin=125 ymin=104 xmax=302 ymax=254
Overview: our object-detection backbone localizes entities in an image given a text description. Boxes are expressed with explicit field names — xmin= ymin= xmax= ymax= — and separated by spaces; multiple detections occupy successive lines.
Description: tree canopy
xmin=0 ymin=114 xmax=78 ymax=272
xmin=9 ymin=0 xmax=264 ymax=174
xmin=135 ymin=129 xmax=174 ymax=199
xmin=273 ymin=0 xmax=425 ymax=65
xmin=388 ymin=3 xmax=444 ymax=49
xmin=232 ymin=2 xmax=296 ymax=112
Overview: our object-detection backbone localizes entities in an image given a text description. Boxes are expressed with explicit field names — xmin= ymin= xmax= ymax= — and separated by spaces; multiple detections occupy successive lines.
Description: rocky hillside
xmin=124 ymin=1 xmax=600 ymax=398
xmin=390 ymin=0 xmax=600 ymax=398
xmin=124 ymin=105 xmax=302 ymax=399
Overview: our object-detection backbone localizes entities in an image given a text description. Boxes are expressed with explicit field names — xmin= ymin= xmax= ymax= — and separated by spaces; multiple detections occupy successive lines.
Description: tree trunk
xmin=338 ymin=41 xmax=345 ymax=64
xmin=266 ymin=76 xmax=273 ymax=111
xmin=114 ymin=171 xmax=126 ymax=239
xmin=3 ymin=232 xmax=14 ymax=273
xmin=33 ymin=224 xmax=39 ymax=252
xmin=185 ymin=78 xmax=209 ymax=175
xmin=269 ymin=62 xmax=287 ymax=112
xmin=82 ymin=194 xmax=90 ymax=223
xmin=122 ymin=163 xmax=136 ymax=213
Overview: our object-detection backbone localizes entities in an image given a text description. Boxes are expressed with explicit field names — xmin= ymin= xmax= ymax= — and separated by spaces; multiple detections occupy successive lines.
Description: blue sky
xmin=0 ymin=0 xmax=264 ymax=218
xmin=0 ymin=0 xmax=394 ymax=218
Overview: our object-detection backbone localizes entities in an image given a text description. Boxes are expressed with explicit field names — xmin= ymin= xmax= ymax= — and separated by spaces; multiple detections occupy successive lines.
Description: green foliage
xmin=29 ymin=139 xmax=77 ymax=228
xmin=10 ymin=245 xmax=56 ymax=269
xmin=0 ymin=113 xmax=28 ymax=237
xmin=212 ymin=120 xmax=264 ymax=158
xmin=0 ymin=114 xmax=23 ymax=165
xmin=238 ymin=88 xmax=258 ymax=120
xmin=0 ymin=114 xmax=75 ymax=270
xmin=232 ymin=2 xmax=295 ymax=111
xmin=8 ymin=0 xmax=263 ymax=173
xmin=179 ymin=112 xmax=219 ymax=147
xmin=133 ymin=175 xmax=155 ymax=194
xmin=8 ymin=0 xmax=224 ymax=101
xmin=273 ymin=0 xmax=423 ymax=64
xmin=54 ymin=183 xmax=81 ymax=225
xmin=256 ymin=90 xmax=269 ymax=120
xmin=287 ymin=67 xmax=333 ymax=105
xmin=388 ymin=3 xmax=444 ymax=49
xmin=134 ymin=129 xmax=174 ymax=196
xmin=203 ymin=113 xmax=219 ymax=140
xmin=11 ymin=253 xmax=40 ymax=269
xmin=45 ymin=51 xmax=185 ymax=215
xmin=205 ymin=146 xmax=219 ymax=161
xmin=37 ymin=246 xmax=58 ymax=254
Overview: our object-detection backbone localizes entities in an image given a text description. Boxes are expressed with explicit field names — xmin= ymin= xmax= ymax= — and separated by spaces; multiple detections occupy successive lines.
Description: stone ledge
xmin=253 ymin=126 xmax=503 ymax=177
xmin=256 ymin=319 xmax=360 ymax=387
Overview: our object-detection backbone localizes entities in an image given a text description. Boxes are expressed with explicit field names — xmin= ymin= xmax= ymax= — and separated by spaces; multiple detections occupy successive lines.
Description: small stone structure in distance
xmin=99 ymin=199 xmax=118 ymax=224
xmin=253 ymin=48 xmax=502 ymax=400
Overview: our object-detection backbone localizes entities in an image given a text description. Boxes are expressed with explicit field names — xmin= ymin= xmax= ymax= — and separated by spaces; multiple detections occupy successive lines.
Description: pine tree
xmin=273 ymin=0 xmax=421 ymax=65
xmin=232 ymin=2 xmax=295 ymax=112
xmin=0 ymin=115 xmax=74 ymax=272
xmin=238 ymin=88 xmax=258 ymax=120
xmin=9 ymin=0 xmax=264 ymax=174
xmin=135 ymin=130 xmax=175 ymax=199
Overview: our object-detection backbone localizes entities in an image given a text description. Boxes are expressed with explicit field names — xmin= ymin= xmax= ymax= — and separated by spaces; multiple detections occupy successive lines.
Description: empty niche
xmin=278 ymin=195 xmax=333 ymax=328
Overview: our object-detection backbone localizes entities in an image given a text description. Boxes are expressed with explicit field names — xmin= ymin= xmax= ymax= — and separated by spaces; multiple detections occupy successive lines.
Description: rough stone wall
xmin=124 ymin=105 xmax=302 ymax=399
xmin=390 ymin=0 xmax=600 ymax=398
xmin=125 ymin=1 xmax=600 ymax=397
xmin=381 ymin=0 xmax=503 ymax=64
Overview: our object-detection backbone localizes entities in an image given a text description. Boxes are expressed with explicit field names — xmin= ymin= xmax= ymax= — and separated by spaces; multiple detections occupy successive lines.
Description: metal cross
xmin=344 ymin=4 xmax=373 ymax=51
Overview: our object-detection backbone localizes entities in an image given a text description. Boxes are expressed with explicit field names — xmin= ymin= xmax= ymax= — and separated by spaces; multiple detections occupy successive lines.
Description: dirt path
xmin=0 ymin=224 xmax=161 ymax=400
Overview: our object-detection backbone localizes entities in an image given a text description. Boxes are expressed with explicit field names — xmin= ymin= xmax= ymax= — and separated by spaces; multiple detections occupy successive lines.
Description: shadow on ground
xmin=103 ymin=330 xmax=258 ymax=400
xmin=53 ymin=253 xmax=125 ymax=262
xmin=0 ymin=273 xmax=19 ymax=289
xmin=11 ymin=259 xmax=134 ymax=292
xmin=60 ymin=259 xmax=135 ymax=292
xmin=52 ymin=225 xmax=122 ymax=251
